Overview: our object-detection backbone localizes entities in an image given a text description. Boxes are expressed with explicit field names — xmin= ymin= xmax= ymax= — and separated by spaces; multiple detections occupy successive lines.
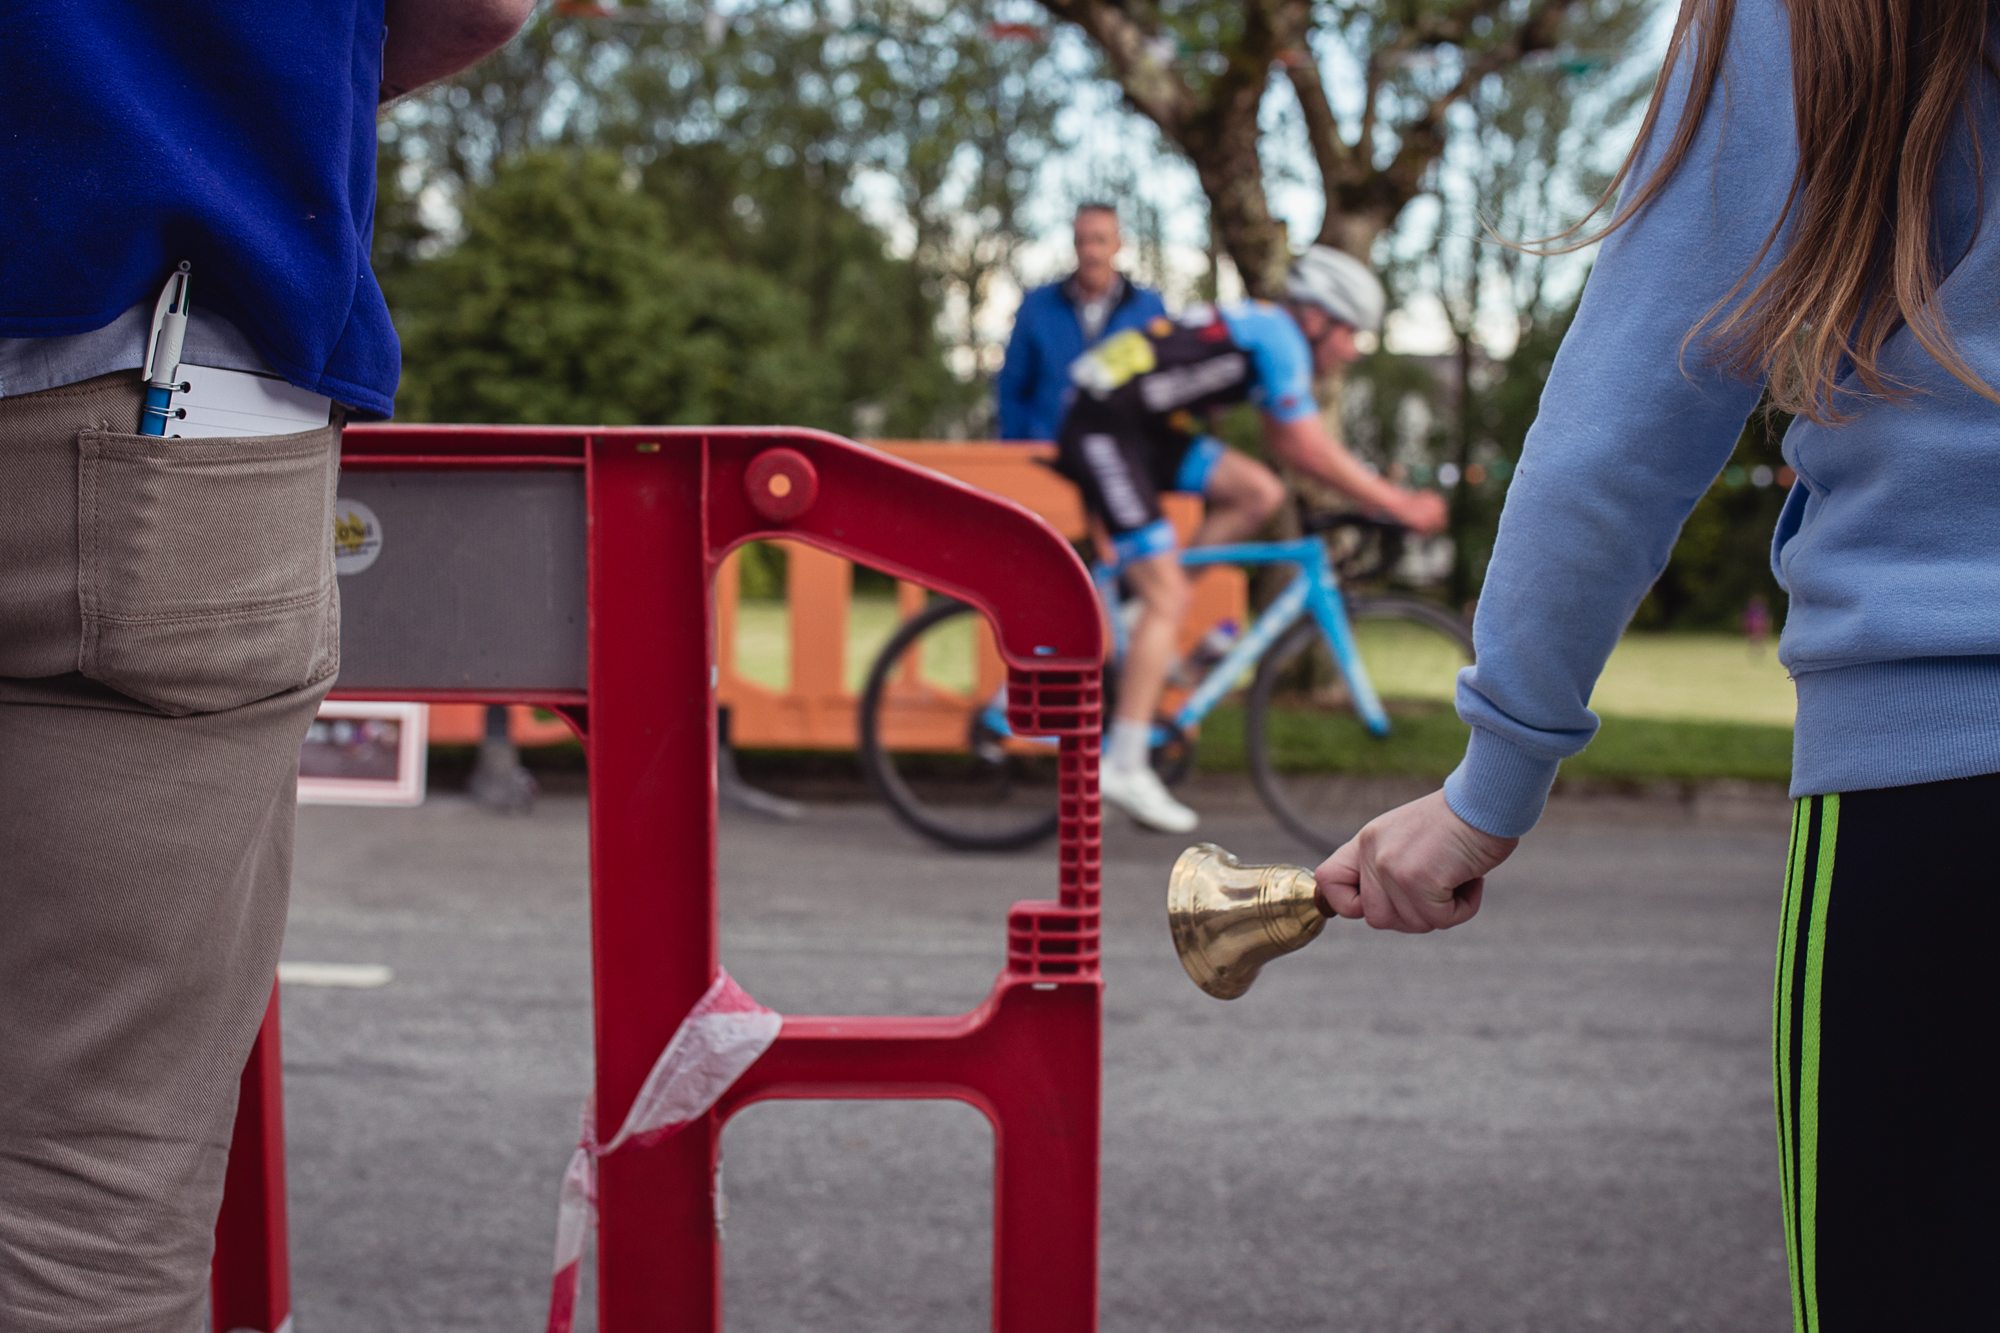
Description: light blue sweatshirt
xmin=1444 ymin=0 xmax=2000 ymax=838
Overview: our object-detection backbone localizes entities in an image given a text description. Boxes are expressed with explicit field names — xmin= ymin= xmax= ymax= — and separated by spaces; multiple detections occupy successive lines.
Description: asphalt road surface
xmin=280 ymin=776 xmax=1794 ymax=1331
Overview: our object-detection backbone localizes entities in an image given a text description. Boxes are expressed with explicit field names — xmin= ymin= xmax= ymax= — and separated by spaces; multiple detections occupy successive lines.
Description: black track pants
xmin=1776 ymin=774 xmax=2000 ymax=1331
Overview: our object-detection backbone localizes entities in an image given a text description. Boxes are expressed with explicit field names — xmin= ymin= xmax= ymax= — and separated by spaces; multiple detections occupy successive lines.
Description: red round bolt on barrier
xmin=744 ymin=447 xmax=819 ymax=523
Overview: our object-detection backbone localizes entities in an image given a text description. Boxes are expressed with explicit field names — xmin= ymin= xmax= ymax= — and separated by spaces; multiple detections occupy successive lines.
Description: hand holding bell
xmin=1167 ymin=843 xmax=1332 ymax=1000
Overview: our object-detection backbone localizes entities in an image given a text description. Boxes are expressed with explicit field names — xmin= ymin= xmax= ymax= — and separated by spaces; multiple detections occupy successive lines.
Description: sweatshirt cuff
xmin=1442 ymin=727 xmax=1564 ymax=839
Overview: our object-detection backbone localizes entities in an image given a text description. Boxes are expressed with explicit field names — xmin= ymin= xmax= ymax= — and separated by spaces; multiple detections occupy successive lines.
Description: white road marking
xmin=278 ymin=961 xmax=393 ymax=988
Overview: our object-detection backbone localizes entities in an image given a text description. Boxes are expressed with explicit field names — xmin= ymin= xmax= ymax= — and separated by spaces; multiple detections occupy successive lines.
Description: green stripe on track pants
xmin=1773 ymin=775 xmax=2000 ymax=1330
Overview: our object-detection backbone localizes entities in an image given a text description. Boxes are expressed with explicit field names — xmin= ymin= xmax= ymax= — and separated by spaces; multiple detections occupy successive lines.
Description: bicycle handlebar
xmin=1298 ymin=510 xmax=1409 ymax=538
xmin=1298 ymin=508 xmax=1413 ymax=584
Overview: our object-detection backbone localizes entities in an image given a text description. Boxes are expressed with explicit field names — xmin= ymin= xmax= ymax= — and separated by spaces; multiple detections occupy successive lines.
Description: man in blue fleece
xmin=0 ymin=4 xmax=530 ymax=1328
xmin=995 ymin=203 xmax=1167 ymax=441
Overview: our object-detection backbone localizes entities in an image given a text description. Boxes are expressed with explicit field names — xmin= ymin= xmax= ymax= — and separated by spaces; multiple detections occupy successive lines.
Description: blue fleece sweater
xmin=996 ymin=277 xmax=1167 ymax=440
xmin=0 ymin=1 xmax=397 ymax=416
xmin=1444 ymin=0 xmax=2000 ymax=837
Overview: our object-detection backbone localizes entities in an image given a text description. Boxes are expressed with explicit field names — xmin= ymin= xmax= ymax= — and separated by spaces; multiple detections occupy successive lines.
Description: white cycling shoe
xmin=1099 ymin=762 xmax=1199 ymax=834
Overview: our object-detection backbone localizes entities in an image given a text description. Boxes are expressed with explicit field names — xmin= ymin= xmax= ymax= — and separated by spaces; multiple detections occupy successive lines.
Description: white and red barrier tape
xmin=547 ymin=969 xmax=781 ymax=1333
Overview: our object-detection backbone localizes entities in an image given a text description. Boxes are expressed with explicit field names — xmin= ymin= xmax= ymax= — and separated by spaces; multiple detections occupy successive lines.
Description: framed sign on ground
xmin=298 ymin=701 xmax=428 ymax=806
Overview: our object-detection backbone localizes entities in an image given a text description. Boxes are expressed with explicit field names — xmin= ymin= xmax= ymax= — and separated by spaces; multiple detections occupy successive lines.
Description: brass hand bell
xmin=1167 ymin=843 xmax=1333 ymax=1000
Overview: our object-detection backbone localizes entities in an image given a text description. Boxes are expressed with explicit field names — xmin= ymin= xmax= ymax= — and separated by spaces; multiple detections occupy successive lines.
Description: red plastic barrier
xmin=210 ymin=985 xmax=289 ymax=1333
xmin=210 ymin=427 xmax=1105 ymax=1332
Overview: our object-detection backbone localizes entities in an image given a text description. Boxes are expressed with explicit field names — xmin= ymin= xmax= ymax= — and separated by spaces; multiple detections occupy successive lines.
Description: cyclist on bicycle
xmin=1056 ymin=245 xmax=1448 ymax=833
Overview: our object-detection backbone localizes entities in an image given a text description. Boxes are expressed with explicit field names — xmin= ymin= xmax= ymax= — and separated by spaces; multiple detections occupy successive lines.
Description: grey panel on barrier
xmin=333 ymin=471 xmax=587 ymax=691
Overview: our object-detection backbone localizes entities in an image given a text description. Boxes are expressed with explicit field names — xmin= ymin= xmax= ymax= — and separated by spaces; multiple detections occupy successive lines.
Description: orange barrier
xmin=428 ymin=703 xmax=574 ymax=747
xmin=443 ymin=441 xmax=1246 ymax=752
xmin=715 ymin=441 xmax=1248 ymax=751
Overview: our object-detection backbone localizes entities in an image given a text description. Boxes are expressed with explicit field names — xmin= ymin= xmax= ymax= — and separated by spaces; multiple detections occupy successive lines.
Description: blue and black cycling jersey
xmin=1054 ymin=301 xmax=1317 ymax=561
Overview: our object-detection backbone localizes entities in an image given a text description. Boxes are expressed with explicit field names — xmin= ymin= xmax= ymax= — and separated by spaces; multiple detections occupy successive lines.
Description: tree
xmin=387 ymin=151 xmax=846 ymax=427
xmin=1368 ymin=29 xmax=1649 ymax=602
xmin=379 ymin=0 xmax=1069 ymax=387
xmin=376 ymin=0 xmax=1033 ymax=432
xmin=629 ymin=141 xmax=975 ymax=433
xmin=1030 ymin=0 xmax=1650 ymax=291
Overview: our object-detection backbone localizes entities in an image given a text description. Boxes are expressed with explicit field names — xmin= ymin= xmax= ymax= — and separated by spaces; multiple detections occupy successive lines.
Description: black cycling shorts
xmin=1054 ymin=396 xmax=1221 ymax=560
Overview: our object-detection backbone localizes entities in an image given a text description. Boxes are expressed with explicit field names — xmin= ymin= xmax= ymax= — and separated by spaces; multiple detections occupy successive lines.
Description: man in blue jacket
xmin=0 ymin=3 xmax=530 ymax=1327
xmin=995 ymin=203 xmax=1167 ymax=441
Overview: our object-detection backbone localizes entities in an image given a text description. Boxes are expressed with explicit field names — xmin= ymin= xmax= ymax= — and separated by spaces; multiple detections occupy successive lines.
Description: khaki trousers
xmin=0 ymin=374 xmax=340 ymax=1332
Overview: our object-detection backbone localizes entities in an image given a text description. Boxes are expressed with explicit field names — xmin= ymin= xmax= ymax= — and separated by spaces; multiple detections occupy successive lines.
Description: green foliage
xmin=1341 ymin=14 xmax=1795 ymax=631
xmin=1631 ymin=408 xmax=1793 ymax=631
xmin=1445 ymin=301 xmax=1573 ymax=604
xmin=1339 ymin=295 xmax=1571 ymax=606
xmin=379 ymin=0 xmax=1067 ymax=398
xmin=632 ymin=142 xmax=973 ymax=434
xmin=1345 ymin=13 xmax=1656 ymax=604
xmin=381 ymin=149 xmax=969 ymax=432
xmin=735 ymin=541 xmax=787 ymax=600
xmin=387 ymin=152 xmax=830 ymax=426
xmin=1347 ymin=302 xmax=1796 ymax=631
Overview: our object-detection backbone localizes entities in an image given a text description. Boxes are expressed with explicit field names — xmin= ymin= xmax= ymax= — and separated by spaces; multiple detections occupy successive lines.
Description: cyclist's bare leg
xmin=1191 ymin=449 xmax=1284 ymax=547
xmin=1102 ymin=549 xmax=1199 ymax=829
xmin=1115 ymin=551 xmax=1191 ymax=733
xmin=1109 ymin=448 xmax=1277 ymax=736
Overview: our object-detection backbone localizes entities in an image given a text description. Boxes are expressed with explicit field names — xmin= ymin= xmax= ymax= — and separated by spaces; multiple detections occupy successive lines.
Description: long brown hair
xmin=1575 ymin=0 xmax=1994 ymax=423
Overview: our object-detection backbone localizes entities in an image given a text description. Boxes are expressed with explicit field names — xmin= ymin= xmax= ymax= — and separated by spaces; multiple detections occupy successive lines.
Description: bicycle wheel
xmin=858 ymin=598 xmax=1061 ymax=851
xmin=1246 ymin=597 xmax=1474 ymax=855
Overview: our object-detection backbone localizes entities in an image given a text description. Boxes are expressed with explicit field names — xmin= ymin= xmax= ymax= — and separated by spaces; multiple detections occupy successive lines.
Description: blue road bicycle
xmin=858 ymin=514 xmax=1473 ymax=853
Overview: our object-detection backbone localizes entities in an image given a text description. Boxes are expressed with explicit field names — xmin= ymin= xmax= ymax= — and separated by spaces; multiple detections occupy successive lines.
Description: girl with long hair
xmin=1316 ymin=1 xmax=1999 ymax=1324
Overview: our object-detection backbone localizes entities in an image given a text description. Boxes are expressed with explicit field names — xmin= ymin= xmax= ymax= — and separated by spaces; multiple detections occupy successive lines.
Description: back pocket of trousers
xmin=77 ymin=423 xmax=340 ymax=716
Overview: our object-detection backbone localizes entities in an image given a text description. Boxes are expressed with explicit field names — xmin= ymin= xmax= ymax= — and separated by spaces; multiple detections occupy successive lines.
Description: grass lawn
xmin=731 ymin=598 xmax=1796 ymax=783
xmin=1195 ymin=703 xmax=1794 ymax=785
xmin=1591 ymin=633 xmax=1794 ymax=726
xmin=733 ymin=598 xmax=907 ymax=693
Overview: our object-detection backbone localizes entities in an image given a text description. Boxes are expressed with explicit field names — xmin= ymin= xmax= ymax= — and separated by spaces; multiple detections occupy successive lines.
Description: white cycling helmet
xmin=1283 ymin=244 xmax=1385 ymax=334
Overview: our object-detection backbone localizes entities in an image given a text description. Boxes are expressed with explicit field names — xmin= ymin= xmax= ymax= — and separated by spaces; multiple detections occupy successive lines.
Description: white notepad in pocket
xmin=164 ymin=364 xmax=333 ymax=438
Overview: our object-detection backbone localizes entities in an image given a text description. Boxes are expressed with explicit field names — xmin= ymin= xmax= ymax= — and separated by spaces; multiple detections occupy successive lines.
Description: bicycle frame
xmin=971 ymin=534 xmax=1391 ymax=747
xmin=1166 ymin=538 xmax=1389 ymax=736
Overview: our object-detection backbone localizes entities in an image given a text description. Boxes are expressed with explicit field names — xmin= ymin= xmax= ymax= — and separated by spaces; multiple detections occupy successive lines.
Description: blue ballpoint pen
xmin=139 ymin=261 xmax=192 ymax=436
